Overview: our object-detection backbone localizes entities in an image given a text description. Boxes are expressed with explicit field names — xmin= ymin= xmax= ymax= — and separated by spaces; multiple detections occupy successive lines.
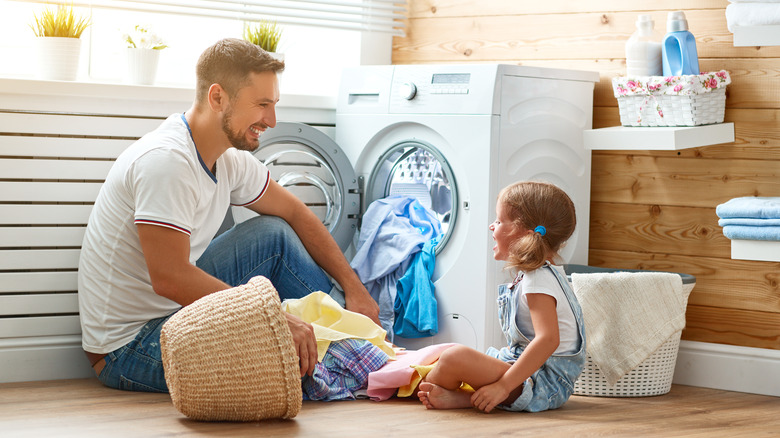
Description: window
xmin=0 ymin=0 xmax=405 ymax=97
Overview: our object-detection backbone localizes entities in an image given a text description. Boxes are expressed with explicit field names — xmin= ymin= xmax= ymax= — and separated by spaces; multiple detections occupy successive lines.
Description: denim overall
xmin=486 ymin=263 xmax=586 ymax=412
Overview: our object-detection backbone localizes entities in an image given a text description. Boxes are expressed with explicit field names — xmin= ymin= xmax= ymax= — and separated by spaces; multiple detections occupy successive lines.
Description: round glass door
xmin=234 ymin=122 xmax=359 ymax=252
xmin=365 ymin=139 xmax=458 ymax=252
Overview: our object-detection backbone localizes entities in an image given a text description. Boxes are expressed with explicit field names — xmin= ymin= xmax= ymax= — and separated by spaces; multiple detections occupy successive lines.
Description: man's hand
xmin=344 ymin=285 xmax=381 ymax=327
xmin=284 ymin=312 xmax=317 ymax=377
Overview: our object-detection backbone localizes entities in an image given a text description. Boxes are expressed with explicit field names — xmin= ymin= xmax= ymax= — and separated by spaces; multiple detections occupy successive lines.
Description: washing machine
xmin=234 ymin=64 xmax=599 ymax=352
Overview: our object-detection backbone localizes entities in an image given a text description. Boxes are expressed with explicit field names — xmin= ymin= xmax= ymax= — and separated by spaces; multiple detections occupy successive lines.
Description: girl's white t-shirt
xmin=514 ymin=264 xmax=579 ymax=355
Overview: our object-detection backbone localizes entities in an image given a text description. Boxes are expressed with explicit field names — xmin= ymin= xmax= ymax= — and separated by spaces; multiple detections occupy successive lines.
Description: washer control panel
xmin=429 ymin=73 xmax=471 ymax=94
xmin=389 ymin=65 xmax=499 ymax=114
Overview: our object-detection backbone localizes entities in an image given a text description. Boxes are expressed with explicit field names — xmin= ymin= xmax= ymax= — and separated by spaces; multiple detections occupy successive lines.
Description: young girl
xmin=417 ymin=181 xmax=585 ymax=413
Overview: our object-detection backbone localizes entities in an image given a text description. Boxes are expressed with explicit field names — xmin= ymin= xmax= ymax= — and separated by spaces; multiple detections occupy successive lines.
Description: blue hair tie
xmin=534 ymin=225 xmax=547 ymax=236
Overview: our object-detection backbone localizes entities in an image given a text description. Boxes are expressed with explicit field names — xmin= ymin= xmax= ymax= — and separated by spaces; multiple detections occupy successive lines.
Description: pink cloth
xmin=366 ymin=343 xmax=456 ymax=401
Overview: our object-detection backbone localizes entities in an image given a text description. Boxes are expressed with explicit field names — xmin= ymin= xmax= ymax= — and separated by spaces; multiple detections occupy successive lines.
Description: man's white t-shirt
xmin=515 ymin=264 xmax=579 ymax=355
xmin=78 ymin=114 xmax=270 ymax=354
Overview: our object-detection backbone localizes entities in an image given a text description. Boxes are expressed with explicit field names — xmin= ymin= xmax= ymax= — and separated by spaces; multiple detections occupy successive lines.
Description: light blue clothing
xmin=716 ymin=197 xmax=780 ymax=219
xmin=393 ymin=236 xmax=441 ymax=338
xmin=97 ymin=215 xmax=332 ymax=392
xmin=722 ymin=225 xmax=780 ymax=241
xmin=718 ymin=218 xmax=780 ymax=227
xmin=350 ymin=196 xmax=442 ymax=337
xmin=486 ymin=264 xmax=586 ymax=413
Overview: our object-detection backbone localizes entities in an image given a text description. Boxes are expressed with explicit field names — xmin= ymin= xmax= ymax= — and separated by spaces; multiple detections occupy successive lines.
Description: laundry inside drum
xmin=369 ymin=141 xmax=457 ymax=251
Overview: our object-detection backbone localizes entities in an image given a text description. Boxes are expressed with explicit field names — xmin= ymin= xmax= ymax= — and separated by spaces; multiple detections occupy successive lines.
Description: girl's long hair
xmin=500 ymin=181 xmax=576 ymax=273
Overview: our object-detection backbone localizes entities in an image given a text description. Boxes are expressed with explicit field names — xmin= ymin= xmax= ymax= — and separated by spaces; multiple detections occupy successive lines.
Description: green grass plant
xmin=243 ymin=20 xmax=283 ymax=53
xmin=30 ymin=4 xmax=91 ymax=38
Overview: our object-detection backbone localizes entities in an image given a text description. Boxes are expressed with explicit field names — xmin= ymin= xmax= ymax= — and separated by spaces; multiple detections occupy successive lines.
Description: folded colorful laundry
xmin=716 ymin=196 xmax=780 ymax=219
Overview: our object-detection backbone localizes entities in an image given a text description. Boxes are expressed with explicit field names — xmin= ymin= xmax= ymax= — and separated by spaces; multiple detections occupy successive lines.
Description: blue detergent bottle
xmin=662 ymin=11 xmax=700 ymax=76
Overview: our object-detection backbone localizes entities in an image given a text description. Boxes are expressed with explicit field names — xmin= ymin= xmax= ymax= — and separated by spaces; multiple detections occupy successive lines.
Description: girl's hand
xmin=470 ymin=381 xmax=511 ymax=413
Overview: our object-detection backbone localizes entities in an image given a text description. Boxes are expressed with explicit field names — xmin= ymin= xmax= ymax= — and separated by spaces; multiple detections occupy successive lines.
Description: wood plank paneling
xmin=591 ymin=154 xmax=780 ymax=208
xmin=408 ymin=0 xmax=730 ymax=18
xmin=396 ymin=1 xmax=780 ymax=350
xmin=444 ymin=59 xmax=780 ymax=111
xmin=684 ymin=305 xmax=780 ymax=349
xmin=589 ymin=202 xmax=730 ymax=257
xmin=588 ymin=249 xmax=780 ymax=313
xmin=394 ymin=10 xmax=780 ymax=64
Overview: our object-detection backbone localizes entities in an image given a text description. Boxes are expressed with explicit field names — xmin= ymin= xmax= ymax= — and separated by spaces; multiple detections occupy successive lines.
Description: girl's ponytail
xmin=499 ymin=181 xmax=576 ymax=273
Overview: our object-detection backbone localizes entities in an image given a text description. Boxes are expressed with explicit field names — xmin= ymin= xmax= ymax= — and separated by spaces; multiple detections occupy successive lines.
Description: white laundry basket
xmin=563 ymin=264 xmax=696 ymax=397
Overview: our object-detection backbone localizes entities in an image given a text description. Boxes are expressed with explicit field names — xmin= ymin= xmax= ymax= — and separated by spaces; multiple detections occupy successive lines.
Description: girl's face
xmin=489 ymin=201 xmax=521 ymax=261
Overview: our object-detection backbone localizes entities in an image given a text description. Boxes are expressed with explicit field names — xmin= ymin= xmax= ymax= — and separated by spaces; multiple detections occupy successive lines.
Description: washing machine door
xmin=362 ymin=139 xmax=458 ymax=253
xmin=231 ymin=122 xmax=359 ymax=252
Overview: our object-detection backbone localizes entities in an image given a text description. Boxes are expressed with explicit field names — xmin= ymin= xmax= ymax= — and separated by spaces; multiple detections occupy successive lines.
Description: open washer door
xmin=362 ymin=138 xmax=458 ymax=254
xmin=230 ymin=122 xmax=360 ymax=252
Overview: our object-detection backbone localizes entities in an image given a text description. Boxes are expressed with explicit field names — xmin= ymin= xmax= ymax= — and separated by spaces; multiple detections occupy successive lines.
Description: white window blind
xmin=18 ymin=0 xmax=407 ymax=35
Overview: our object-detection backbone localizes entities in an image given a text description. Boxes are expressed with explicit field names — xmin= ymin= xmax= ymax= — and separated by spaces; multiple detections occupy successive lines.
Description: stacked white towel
xmin=726 ymin=0 xmax=780 ymax=32
xmin=716 ymin=197 xmax=780 ymax=240
xmin=571 ymin=272 xmax=689 ymax=385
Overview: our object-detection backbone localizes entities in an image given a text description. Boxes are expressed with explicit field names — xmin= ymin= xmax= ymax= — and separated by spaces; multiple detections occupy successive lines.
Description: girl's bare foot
xmin=417 ymin=382 xmax=472 ymax=410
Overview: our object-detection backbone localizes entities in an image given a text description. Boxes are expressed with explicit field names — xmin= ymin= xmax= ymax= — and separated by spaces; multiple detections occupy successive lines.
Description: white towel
xmin=571 ymin=272 xmax=688 ymax=385
xmin=726 ymin=3 xmax=780 ymax=32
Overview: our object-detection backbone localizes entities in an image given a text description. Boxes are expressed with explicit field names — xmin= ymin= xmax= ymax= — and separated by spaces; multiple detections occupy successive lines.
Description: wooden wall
xmin=393 ymin=0 xmax=780 ymax=351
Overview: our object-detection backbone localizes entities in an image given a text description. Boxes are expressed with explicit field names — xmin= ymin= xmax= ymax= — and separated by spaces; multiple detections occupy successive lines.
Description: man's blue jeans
xmin=97 ymin=215 xmax=333 ymax=392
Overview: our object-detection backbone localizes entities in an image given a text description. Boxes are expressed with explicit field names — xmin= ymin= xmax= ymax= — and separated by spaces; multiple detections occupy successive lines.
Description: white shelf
xmin=584 ymin=123 xmax=735 ymax=151
xmin=733 ymin=25 xmax=780 ymax=47
xmin=731 ymin=239 xmax=780 ymax=262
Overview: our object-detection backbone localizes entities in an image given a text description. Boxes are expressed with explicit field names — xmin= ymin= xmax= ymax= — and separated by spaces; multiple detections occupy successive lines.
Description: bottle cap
xmin=636 ymin=14 xmax=654 ymax=28
xmin=667 ymin=11 xmax=689 ymax=32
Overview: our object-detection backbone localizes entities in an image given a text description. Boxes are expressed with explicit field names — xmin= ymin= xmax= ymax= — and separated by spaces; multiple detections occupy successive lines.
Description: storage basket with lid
xmin=613 ymin=70 xmax=730 ymax=127
xmin=563 ymin=264 xmax=696 ymax=397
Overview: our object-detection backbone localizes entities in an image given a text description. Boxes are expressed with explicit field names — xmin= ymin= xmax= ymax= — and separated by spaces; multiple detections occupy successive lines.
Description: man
xmin=77 ymin=38 xmax=379 ymax=392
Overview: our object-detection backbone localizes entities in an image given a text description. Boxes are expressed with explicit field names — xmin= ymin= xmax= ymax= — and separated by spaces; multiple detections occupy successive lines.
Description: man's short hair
xmin=195 ymin=38 xmax=285 ymax=103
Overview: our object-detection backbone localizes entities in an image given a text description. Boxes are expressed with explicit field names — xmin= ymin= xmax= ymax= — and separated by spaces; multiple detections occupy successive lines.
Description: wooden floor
xmin=1 ymin=378 xmax=779 ymax=437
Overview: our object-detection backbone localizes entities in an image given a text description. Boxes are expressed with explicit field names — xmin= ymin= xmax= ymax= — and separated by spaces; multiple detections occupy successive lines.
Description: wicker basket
xmin=573 ymin=280 xmax=695 ymax=398
xmin=574 ymin=331 xmax=682 ymax=397
xmin=617 ymin=89 xmax=726 ymax=127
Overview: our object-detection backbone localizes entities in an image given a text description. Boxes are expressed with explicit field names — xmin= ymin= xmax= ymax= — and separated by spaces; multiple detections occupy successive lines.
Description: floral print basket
xmin=612 ymin=70 xmax=731 ymax=127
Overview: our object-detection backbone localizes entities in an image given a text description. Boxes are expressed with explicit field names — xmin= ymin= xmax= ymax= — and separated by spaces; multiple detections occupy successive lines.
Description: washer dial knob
xmin=399 ymin=82 xmax=417 ymax=100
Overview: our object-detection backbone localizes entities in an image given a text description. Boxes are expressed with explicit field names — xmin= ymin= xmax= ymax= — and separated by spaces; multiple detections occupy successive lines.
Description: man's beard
xmin=221 ymin=105 xmax=261 ymax=152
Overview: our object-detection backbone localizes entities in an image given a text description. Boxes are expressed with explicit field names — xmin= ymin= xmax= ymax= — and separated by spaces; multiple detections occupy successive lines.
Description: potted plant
xmin=122 ymin=25 xmax=168 ymax=85
xmin=30 ymin=4 xmax=91 ymax=81
xmin=243 ymin=20 xmax=284 ymax=60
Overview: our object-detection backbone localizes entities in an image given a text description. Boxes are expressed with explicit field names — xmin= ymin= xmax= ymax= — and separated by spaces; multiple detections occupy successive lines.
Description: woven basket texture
xmin=160 ymin=276 xmax=302 ymax=421
xmin=573 ymin=282 xmax=694 ymax=397
xmin=617 ymin=88 xmax=726 ymax=127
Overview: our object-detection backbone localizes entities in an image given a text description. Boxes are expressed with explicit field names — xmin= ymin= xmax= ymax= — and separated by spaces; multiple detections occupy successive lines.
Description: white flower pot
xmin=34 ymin=37 xmax=82 ymax=81
xmin=125 ymin=48 xmax=161 ymax=86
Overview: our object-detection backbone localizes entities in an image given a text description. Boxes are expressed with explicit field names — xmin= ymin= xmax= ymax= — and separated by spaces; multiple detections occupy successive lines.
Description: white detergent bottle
xmin=625 ymin=14 xmax=663 ymax=77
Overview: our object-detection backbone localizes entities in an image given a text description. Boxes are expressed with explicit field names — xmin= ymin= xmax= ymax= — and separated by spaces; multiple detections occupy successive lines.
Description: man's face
xmin=221 ymin=71 xmax=279 ymax=152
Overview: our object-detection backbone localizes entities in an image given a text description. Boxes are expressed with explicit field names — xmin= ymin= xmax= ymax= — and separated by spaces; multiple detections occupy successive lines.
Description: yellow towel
xmin=282 ymin=291 xmax=395 ymax=361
